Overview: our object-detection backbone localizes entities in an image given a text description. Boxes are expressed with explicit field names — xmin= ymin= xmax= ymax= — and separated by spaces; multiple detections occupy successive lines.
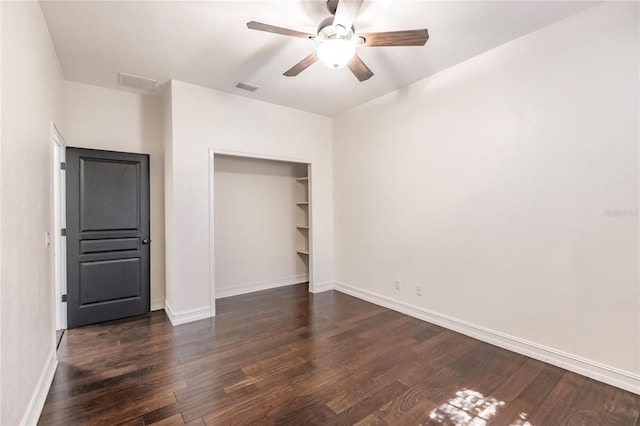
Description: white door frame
xmin=51 ymin=123 xmax=67 ymax=330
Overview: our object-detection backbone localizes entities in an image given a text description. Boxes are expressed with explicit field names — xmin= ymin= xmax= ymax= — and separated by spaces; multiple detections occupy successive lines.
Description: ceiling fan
xmin=246 ymin=0 xmax=429 ymax=82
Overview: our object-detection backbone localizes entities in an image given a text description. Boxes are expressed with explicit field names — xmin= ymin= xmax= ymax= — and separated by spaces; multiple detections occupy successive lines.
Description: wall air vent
xmin=118 ymin=72 xmax=157 ymax=92
xmin=235 ymin=82 xmax=260 ymax=92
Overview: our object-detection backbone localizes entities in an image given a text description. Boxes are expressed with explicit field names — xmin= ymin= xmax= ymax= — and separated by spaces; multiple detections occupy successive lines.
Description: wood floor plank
xmin=387 ymin=396 xmax=437 ymax=425
xmin=375 ymin=383 xmax=439 ymax=423
xmin=263 ymin=398 xmax=338 ymax=425
xmin=332 ymin=380 xmax=408 ymax=424
xmin=146 ymin=413 xmax=185 ymax=426
xmin=353 ymin=412 xmax=387 ymax=425
xmin=490 ymin=358 xmax=547 ymax=403
xmin=39 ymin=284 xmax=640 ymax=425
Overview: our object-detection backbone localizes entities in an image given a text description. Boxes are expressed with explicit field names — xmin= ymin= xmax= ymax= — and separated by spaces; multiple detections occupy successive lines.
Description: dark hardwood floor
xmin=40 ymin=284 xmax=639 ymax=425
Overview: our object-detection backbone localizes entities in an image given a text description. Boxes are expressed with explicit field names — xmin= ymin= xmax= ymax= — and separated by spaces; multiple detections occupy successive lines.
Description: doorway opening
xmin=210 ymin=152 xmax=313 ymax=311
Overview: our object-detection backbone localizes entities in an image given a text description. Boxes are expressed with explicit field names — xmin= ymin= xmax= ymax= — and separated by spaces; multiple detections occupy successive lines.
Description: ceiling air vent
xmin=235 ymin=82 xmax=260 ymax=92
xmin=118 ymin=72 xmax=157 ymax=92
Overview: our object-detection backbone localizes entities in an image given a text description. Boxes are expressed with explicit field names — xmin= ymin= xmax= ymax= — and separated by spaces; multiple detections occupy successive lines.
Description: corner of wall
xmin=162 ymin=81 xmax=174 ymax=310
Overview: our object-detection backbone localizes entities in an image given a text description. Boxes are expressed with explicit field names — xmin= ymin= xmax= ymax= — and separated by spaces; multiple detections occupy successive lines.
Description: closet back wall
xmin=214 ymin=155 xmax=307 ymax=298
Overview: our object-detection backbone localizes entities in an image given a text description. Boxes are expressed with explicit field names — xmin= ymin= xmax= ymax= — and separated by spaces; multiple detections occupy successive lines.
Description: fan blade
xmin=360 ymin=29 xmax=429 ymax=47
xmin=347 ymin=54 xmax=373 ymax=82
xmin=246 ymin=21 xmax=314 ymax=40
xmin=284 ymin=52 xmax=319 ymax=77
xmin=333 ymin=0 xmax=363 ymax=31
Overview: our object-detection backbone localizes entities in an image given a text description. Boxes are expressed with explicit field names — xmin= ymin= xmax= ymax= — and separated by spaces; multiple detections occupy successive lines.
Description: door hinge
xmin=60 ymin=162 xmax=66 ymax=170
xmin=61 ymin=228 xmax=66 ymax=236
xmin=61 ymin=294 xmax=67 ymax=303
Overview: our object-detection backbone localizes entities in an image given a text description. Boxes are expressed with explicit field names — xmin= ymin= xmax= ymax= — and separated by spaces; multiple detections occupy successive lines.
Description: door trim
xmin=50 ymin=122 xmax=67 ymax=331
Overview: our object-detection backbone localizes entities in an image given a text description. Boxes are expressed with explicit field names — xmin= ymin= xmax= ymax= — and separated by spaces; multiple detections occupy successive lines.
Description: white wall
xmin=62 ymin=81 xmax=165 ymax=306
xmin=165 ymin=80 xmax=333 ymax=317
xmin=1 ymin=2 xmax=64 ymax=424
xmin=214 ymin=155 xmax=308 ymax=297
xmin=333 ymin=1 xmax=639 ymax=385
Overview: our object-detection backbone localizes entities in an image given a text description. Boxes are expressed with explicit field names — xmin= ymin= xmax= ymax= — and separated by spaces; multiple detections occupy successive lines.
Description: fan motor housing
xmin=326 ymin=0 xmax=339 ymax=15
xmin=317 ymin=16 xmax=355 ymax=40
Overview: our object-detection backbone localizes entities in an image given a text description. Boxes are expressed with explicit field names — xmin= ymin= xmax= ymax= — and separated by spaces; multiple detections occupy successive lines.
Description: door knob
xmin=142 ymin=239 xmax=151 ymax=245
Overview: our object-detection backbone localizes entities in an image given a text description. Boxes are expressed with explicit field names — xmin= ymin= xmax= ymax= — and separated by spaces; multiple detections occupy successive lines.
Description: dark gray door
xmin=66 ymin=148 xmax=150 ymax=328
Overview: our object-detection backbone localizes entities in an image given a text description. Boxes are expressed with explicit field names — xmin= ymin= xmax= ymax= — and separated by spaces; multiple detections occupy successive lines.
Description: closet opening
xmin=210 ymin=152 xmax=312 ymax=307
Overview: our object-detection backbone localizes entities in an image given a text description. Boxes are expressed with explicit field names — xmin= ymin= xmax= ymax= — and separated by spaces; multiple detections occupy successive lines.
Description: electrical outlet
xmin=415 ymin=285 xmax=423 ymax=296
xmin=394 ymin=280 xmax=401 ymax=290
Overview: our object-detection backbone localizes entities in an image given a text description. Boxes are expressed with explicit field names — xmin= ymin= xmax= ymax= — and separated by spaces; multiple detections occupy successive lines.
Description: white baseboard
xmin=310 ymin=281 xmax=334 ymax=293
xmin=20 ymin=349 xmax=58 ymax=425
xmin=215 ymin=274 xmax=308 ymax=299
xmin=164 ymin=300 xmax=212 ymax=326
xmin=334 ymin=281 xmax=640 ymax=395
xmin=151 ymin=298 xmax=165 ymax=311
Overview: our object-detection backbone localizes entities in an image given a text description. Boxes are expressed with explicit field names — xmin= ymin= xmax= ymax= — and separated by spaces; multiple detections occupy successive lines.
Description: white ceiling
xmin=40 ymin=1 xmax=595 ymax=116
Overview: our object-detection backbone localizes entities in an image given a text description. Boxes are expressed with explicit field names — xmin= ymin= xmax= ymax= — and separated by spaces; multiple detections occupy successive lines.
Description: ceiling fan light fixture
xmin=246 ymin=0 xmax=429 ymax=81
xmin=316 ymin=38 xmax=355 ymax=70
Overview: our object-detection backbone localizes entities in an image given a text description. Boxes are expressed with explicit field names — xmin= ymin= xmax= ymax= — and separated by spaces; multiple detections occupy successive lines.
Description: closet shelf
xmin=296 ymin=170 xmax=310 ymax=257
